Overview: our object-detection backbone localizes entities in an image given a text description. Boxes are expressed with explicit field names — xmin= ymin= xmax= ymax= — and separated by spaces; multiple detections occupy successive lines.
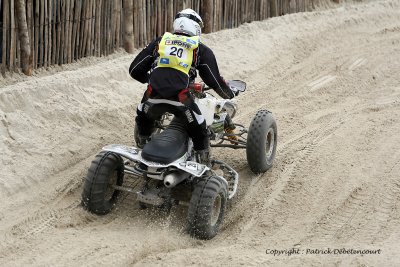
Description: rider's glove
xmin=223 ymin=77 xmax=239 ymax=97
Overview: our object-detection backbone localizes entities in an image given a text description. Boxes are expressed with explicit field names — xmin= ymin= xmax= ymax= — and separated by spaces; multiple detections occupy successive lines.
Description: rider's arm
xmin=128 ymin=37 xmax=161 ymax=83
xmin=196 ymin=43 xmax=235 ymax=99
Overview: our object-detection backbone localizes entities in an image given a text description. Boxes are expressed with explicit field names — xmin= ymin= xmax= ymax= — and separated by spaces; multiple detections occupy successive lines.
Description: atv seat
xmin=141 ymin=120 xmax=188 ymax=164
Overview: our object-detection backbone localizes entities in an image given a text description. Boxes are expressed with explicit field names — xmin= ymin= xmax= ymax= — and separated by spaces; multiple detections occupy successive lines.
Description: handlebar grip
xmin=189 ymin=83 xmax=204 ymax=92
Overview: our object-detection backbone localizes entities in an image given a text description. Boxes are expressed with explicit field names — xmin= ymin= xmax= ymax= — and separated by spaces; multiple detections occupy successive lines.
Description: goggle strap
xmin=175 ymin=13 xmax=204 ymax=28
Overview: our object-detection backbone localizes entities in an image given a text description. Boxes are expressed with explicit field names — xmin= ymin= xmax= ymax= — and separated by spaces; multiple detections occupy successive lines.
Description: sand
xmin=1 ymin=0 xmax=400 ymax=266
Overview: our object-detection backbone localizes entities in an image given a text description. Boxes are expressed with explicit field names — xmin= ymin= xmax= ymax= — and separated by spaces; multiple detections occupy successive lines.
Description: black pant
xmin=135 ymin=87 xmax=209 ymax=151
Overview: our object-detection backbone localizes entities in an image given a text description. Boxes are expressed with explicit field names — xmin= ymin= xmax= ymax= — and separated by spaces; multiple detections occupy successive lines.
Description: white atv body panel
xmin=195 ymin=96 xmax=218 ymax=126
xmin=102 ymin=144 xmax=209 ymax=177
xmin=195 ymin=93 xmax=236 ymax=126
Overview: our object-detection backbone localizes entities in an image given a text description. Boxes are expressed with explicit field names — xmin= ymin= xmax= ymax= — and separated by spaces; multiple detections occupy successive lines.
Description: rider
xmin=129 ymin=8 xmax=236 ymax=165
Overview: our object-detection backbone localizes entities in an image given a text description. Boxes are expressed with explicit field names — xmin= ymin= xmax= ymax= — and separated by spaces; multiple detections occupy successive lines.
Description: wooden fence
xmin=1 ymin=0 xmax=312 ymax=76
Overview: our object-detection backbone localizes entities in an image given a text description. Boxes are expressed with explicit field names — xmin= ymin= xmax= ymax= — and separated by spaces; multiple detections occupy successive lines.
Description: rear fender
xmin=102 ymin=144 xmax=209 ymax=177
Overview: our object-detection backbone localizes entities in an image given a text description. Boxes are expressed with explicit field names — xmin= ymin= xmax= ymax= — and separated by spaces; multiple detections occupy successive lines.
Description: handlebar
xmin=188 ymin=82 xmax=208 ymax=98
xmin=188 ymin=82 xmax=207 ymax=92
xmin=188 ymin=79 xmax=246 ymax=97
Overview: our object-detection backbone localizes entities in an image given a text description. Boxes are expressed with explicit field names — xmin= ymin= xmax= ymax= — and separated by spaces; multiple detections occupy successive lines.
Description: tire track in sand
xmin=224 ymin=114 xmax=346 ymax=235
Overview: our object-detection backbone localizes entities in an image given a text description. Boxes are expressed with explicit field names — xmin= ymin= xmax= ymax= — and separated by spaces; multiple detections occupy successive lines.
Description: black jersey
xmin=129 ymin=35 xmax=234 ymax=99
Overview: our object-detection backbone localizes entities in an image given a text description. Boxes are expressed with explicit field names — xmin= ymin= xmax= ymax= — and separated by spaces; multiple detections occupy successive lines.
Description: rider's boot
xmin=194 ymin=148 xmax=211 ymax=166
xmin=225 ymin=127 xmax=239 ymax=144
xmin=137 ymin=135 xmax=150 ymax=149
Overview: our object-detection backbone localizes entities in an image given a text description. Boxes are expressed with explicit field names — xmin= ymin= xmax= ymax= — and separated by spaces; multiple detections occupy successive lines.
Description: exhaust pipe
xmin=163 ymin=171 xmax=190 ymax=188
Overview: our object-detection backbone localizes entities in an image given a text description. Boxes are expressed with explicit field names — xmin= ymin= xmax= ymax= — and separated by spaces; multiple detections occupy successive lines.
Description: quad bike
xmin=82 ymin=80 xmax=277 ymax=239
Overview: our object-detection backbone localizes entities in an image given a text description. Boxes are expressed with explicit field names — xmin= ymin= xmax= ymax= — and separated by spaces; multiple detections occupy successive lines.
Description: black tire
xmin=188 ymin=176 xmax=228 ymax=240
xmin=82 ymin=151 xmax=124 ymax=215
xmin=246 ymin=110 xmax=277 ymax=174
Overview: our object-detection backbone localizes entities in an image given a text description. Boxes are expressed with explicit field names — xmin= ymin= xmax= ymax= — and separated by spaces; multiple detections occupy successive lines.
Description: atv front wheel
xmin=188 ymin=176 xmax=228 ymax=240
xmin=82 ymin=151 xmax=124 ymax=214
xmin=246 ymin=110 xmax=277 ymax=173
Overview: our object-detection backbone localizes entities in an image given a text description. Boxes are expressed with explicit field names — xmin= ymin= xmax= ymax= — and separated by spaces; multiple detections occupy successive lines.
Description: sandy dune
xmin=1 ymin=0 xmax=400 ymax=266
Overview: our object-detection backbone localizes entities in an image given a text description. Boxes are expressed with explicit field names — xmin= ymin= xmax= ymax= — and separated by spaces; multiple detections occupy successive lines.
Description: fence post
xmin=123 ymin=0 xmax=134 ymax=53
xmin=201 ymin=0 xmax=213 ymax=33
xmin=2 ymin=0 xmax=9 ymax=74
xmin=15 ymin=0 xmax=32 ymax=75
xmin=269 ymin=0 xmax=278 ymax=17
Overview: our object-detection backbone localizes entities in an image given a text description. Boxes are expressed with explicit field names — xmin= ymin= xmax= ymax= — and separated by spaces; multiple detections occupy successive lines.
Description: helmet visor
xmin=175 ymin=13 xmax=204 ymax=28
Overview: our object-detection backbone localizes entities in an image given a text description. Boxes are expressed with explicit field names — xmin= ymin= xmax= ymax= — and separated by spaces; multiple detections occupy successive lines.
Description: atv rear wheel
xmin=246 ymin=110 xmax=277 ymax=173
xmin=188 ymin=176 xmax=228 ymax=240
xmin=82 ymin=151 xmax=124 ymax=214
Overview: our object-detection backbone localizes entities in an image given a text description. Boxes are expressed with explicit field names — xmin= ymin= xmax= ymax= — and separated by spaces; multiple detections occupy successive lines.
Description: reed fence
xmin=1 ymin=0 xmax=314 ymax=76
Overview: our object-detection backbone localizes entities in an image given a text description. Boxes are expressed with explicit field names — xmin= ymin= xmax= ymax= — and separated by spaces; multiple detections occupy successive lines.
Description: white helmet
xmin=173 ymin=9 xmax=203 ymax=37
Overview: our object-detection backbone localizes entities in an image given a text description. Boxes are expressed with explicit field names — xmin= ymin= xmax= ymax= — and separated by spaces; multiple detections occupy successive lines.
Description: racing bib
xmin=157 ymin=32 xmax=199 ymax=75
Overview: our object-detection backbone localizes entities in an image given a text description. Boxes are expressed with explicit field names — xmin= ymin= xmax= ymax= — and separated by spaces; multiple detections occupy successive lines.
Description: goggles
xmin=175 ymin=13 xmax=204 ymax=28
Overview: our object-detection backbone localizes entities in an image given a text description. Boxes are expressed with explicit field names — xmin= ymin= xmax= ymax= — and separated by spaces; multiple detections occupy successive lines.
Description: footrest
xmin=211 ymin=160 xmax=239 ymax=199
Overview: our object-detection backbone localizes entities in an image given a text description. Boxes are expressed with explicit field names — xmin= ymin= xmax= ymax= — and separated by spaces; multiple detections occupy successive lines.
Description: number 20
xmin=170 ymin=47 xmax=183 ymax=58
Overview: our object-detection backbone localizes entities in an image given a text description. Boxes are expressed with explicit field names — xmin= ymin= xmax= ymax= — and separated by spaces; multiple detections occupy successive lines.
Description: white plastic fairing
xmin=195 ymin=97 xmax=218 ymax=126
